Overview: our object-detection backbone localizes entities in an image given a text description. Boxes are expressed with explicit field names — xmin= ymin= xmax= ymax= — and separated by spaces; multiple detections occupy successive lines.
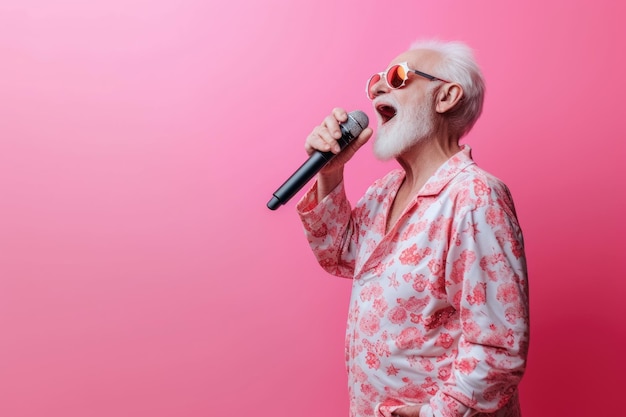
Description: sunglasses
xmin=366 ymin=61 xmax=450 ymax=100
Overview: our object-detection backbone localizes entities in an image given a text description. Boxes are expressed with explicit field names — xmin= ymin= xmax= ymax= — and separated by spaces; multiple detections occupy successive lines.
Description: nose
xmin=367 ymin=72 xmax=389 ymax=100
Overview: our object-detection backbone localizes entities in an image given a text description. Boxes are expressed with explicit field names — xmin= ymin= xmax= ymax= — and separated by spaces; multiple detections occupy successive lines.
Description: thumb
xmin=338 ymin=127 xmax=373 ymax=161
xmin=322 ymin=127 xmax=374 ymax=172
xmin=349 ymin=127 xmax=373 ymax=152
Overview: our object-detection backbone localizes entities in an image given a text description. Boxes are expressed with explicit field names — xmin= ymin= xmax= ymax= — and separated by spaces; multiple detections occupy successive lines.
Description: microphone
xmin=267 ymin=110 xmax=369 ymax=210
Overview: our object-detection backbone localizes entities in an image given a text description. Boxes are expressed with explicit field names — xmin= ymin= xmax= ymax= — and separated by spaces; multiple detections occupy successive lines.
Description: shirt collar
xmin=418 ymin=144 xmax=476 ymax=196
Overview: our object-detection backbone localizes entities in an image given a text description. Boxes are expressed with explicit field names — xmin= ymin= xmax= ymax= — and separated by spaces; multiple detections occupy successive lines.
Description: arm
xmin=432 ymin=180 xmax=530 ymax=416
xmin=297 ymin=179 xmax=356 ymax=278
xmin=296 ymin=108 xmax=373 ymax=278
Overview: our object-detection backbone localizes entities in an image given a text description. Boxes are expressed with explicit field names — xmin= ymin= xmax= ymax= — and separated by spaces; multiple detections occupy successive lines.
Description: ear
xmin=435 ymin=83 xmax=464 ymax=114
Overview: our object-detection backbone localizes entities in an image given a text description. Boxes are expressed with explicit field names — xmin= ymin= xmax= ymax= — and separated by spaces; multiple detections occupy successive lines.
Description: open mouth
xmin=376 ymin=103 xmax=397 ymax=124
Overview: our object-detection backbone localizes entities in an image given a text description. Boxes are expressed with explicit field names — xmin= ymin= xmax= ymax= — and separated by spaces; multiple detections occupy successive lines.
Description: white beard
xmin=373 ymin=94 xmax=435 ymax=161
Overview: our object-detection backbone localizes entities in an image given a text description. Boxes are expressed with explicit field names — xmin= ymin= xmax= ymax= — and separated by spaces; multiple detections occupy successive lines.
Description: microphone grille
xmin=346 ymin=110 xmax=369 ymax=137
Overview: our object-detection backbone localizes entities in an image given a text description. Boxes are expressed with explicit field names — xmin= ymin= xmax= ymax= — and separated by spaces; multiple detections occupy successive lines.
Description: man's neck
xmin=395 ymin=134 xmax=461 ymax=195
xmin=383 ymin=135 xmax=460 ymax=234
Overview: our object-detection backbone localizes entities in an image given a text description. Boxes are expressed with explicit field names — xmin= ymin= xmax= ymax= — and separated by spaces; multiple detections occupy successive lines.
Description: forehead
xmin=389 ymin=49 xmax=442 ymax=71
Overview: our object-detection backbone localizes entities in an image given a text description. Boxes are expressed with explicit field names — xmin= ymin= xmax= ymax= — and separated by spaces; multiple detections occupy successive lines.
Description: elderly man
xmin=297 ymin=40 xmax=529 ymax=417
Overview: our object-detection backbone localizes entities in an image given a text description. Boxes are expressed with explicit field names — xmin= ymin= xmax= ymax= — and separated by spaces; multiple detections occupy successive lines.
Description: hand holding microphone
xmin=267 ymin=109 xmax=372 ymax=210
xmin=305 ymin=108 xmax=372 ymax=176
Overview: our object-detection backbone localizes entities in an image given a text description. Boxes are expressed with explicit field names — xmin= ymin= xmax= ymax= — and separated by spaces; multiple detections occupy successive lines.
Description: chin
xmin=372 ymin=97 xmax=434 ymax=161
xmin=374 ymin=119 xmax=420 ymax=160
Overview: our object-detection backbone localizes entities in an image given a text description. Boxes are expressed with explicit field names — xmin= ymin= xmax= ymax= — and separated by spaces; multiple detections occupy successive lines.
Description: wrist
xmin=316 ymin=170 xmax=344 ymax=200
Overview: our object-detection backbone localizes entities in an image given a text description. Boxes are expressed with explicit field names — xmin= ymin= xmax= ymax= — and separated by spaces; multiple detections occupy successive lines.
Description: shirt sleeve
xmin=428 ymin=180 xmax=530 ymax=416
xmin=296 ymin=180 xmax=358 ymax=279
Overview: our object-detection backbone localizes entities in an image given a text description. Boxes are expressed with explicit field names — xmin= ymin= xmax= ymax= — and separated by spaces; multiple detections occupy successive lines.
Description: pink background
xmin=1 ymin=0 xmax=625 ymax=416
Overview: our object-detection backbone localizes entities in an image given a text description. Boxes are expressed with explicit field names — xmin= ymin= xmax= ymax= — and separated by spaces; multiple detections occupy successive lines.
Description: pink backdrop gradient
xmin=1 ymin=1 xmax=625 ymax=416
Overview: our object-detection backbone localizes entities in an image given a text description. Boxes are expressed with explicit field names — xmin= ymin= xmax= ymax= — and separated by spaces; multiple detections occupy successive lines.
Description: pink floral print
xmin=298 ymin=146 xmax=529 ymax=417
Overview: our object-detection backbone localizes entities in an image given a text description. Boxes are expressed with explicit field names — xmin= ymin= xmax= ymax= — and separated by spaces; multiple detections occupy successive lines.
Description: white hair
xmin=409 ymin=39 xmax=486 ymax=138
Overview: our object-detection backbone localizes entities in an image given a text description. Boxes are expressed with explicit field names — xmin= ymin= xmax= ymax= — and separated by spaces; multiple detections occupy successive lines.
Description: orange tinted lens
xmin=367 ymin=73 xmax=381 ymax=98
xmin=387 ymin=65 xmax=406 ymax=88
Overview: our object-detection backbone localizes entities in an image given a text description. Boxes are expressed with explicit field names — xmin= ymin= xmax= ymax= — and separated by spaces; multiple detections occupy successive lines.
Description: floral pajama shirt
xmin=297 ymin=146 xmax=529 ymax=417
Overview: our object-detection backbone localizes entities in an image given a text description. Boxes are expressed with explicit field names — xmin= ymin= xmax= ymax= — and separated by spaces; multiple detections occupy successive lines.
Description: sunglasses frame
xmin=366 ymin=61 xmax=451 ymax=100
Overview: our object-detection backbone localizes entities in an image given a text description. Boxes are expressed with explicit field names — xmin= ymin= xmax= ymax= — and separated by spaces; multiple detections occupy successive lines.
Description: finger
xmin=331 ymin=107 xmax=348 ymax=125
xmin=328 ymin=126 xmax=372 ymax=165
xmin=326 ymin=107 xmax=350 ymax=140
xmin=305 ymin=109 xmax=358 ymax=156
xmin=323 ymin=114 xmax=343 ymax=141
xmin=391 ymin=405 xmax=422 ymax=417
xmin=305 ymin=126 xmax=339 ymax=154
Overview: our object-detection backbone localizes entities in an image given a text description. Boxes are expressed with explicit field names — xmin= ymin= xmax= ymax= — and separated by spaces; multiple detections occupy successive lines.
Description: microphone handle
xmin=267 ymin=124 xmax=356 ymax=210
